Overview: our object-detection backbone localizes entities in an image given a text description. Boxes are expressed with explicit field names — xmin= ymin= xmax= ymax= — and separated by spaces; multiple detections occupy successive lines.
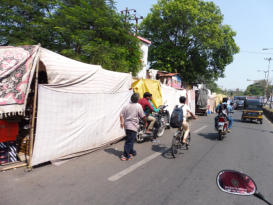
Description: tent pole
xmin=1 ymin=162 xmax=27 ymax=172
xmin=27 ymin=55 xmax=40 ymax=170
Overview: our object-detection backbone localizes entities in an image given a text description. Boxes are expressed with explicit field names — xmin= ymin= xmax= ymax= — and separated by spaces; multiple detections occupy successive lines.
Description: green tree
xmin=0 ymin=0 xmax=142 ymax=75
xmin=205 ymin=81 xmax=222 ymax=94
xmin=244 ymin=80 xmax=272 ymax=97
xmin=51 ymin=0 xmax=142 ymax=74
xmin=140 ymin=0 xmax=239 ymax=84
xmin=0 ymin=0 xmax=57 ymax=46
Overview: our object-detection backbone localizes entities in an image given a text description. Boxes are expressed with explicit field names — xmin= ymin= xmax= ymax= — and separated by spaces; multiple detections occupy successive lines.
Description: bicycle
xmin=171 ymin=127 xmax=191 ymax=158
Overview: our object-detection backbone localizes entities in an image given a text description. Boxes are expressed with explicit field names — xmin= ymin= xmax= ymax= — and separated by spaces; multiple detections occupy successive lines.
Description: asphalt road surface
xmin=1 ymin=111 xmax=273 ymax=205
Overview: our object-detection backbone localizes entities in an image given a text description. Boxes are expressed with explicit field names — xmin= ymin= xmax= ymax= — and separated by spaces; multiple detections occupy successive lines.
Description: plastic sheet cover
xmin=132 ymin=79 xmax=162 ymax=108
xmin=31 ymin=86 xmax=131 ymax=166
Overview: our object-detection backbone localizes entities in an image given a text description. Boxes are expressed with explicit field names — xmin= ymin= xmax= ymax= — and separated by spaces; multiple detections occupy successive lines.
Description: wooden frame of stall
xmin=0 ymin=49 xmax=41 ymax=172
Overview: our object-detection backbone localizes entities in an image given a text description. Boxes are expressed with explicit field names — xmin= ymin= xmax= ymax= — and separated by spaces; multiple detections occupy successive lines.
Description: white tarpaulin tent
xmin=161 ymin=84 xmax=195 ymax=115
xmin=161 ymin=84 xmax=187 ymax=114
xmin=30 ymin=47 xmax=132 ymax=166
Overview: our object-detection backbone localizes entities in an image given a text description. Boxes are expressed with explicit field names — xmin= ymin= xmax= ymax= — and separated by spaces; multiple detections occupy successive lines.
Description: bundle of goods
xmin=0 ymin=141 xmax=17 ymax=165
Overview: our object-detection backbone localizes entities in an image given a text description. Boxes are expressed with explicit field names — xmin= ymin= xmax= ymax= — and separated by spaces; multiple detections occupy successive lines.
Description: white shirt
xmin=120 ymin=102 xmax=145 ymax=132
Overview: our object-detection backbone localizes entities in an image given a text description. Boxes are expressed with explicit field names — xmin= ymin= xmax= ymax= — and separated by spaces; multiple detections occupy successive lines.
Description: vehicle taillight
xmin=218 ymin=117 xmax=226 ymax=122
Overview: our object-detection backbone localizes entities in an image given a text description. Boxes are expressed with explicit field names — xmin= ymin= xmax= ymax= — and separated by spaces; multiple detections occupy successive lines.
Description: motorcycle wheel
xmin=218 ymin=130 xmax=223 ymax=140
xmin=136 ymin=132 xmax=144 ymax=143
xmin=157 ymin=124 xmax=165 ymax=137
xmin=164 ymin=115 xmax=170 ymax=129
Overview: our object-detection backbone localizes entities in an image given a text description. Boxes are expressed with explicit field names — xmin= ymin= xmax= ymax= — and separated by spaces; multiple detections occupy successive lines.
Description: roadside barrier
xmin=263 ymin=107 xmax=273 ymax=123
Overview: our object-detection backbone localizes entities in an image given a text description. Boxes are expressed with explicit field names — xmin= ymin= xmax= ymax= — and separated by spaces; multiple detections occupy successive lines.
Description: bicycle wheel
xmin=171 ymin=131 xmax=181 ymax=158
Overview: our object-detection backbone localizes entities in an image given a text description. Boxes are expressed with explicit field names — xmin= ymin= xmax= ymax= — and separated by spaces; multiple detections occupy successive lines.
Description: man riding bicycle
xmin=179 ymin=96 xmax=197 ymax=145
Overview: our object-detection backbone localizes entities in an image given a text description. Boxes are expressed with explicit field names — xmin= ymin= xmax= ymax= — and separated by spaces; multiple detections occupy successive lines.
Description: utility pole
xmin=131 ymin=15 xmax=143 ymax=34
xmin=120 ymin=8 xmax=136 ymax=24
xmin=121 ymin=8 xmax=143 ymax=35
xmin=262 ymin=47 xmax=273 ymax=107
xmin=120 ymin=7 xmax=136 ymax=24
xmin=264 ymin=57 xmax=272 ymax=101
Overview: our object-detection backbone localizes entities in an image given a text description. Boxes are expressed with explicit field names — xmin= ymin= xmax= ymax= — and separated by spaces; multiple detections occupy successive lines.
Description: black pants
xmin=153 ymin=119 xmax=159 ymax=139
xmin=215 ymin=116 xmax=218 ymax=128
xmin=123 ymin=129 xmax=137 ymax=158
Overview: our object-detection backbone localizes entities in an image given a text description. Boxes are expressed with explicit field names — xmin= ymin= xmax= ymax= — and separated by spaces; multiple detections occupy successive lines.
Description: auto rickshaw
xmin=241 ymin=99 xmax=263 ymax=124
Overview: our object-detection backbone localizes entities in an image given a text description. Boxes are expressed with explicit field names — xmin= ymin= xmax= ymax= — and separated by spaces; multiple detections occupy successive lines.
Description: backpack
xmin=170 ymin=105 xmax=184 ymax=128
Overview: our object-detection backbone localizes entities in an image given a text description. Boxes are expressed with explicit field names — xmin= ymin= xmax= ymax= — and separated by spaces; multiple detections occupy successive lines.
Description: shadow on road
xmin=33 ymin=161 xmax=52 ymax=169
xmin=199 ymin=132 xmax=218 ymax=141
xmin=151 ymin=144 xmax=185 ymax=159
xmin=104 ymin=148 xmax=123 ymax=158
xmin=151 ymin=144 xmax=174 ymax=159
xmin=233 ymin=119 xmax=243 ymax=123
xmin=234 ymin=119 xmax=261 ymax=124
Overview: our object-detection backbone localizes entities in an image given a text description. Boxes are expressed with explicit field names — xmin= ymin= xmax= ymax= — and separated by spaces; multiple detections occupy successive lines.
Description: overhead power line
xmin=240 ymin=50 xmax=273 ymax=55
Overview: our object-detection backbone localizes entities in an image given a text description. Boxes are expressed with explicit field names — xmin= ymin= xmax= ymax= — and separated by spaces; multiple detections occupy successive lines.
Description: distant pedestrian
xmin=120 ymin=93 xmax=146 ymax=161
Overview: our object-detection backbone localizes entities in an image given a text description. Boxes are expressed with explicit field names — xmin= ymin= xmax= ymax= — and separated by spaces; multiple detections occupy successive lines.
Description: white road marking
xmin=108 ymin=124 xmax=207 ymax=182
xmin=108 ymin=152 xmax=162 ymax=182
xmin=193 ymin=125 xmax=207 ymax=133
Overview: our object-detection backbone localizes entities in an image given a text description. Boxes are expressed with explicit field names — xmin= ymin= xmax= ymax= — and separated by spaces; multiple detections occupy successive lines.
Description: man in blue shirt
xmin=215 ymin=97 xmax=233 ymax=132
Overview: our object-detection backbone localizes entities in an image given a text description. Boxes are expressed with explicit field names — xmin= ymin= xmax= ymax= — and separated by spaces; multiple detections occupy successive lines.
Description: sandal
xmin=120 ymin=155 xmax=127 ymax=161
xmin=127 ymin=155 xmax=133 ymax=160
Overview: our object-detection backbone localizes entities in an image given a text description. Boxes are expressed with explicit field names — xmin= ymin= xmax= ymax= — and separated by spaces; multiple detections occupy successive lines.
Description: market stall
xmin=0 ymin=45 xmax=132 ymax=169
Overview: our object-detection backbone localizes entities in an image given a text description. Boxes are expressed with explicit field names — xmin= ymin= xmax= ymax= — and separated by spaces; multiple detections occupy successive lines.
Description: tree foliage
xmin=205 ymin=81 xmax=222 ymax=94
xmin=0 ymin=0 xmax=142 ymax=75
xmin=140 ymin=0 xmax=239 ymax=84
xmin=244 ymin=80 xmax=272 ymax=97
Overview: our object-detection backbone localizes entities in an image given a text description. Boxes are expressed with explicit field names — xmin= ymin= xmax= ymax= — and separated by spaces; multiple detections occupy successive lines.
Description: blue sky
xmin=115 ymin=0 xmax=273 ymax=91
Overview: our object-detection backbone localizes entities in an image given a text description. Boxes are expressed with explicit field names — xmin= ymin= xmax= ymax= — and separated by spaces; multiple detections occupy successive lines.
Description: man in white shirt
xmin=179 ymin=96 xmax=197 ymax=145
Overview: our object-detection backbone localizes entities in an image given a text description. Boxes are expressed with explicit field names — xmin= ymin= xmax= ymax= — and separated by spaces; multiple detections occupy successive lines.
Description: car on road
xmin=241 ymin=99 xmax=263 ymax=124
xmin=233 ymin=96 xmax=246 ymax=110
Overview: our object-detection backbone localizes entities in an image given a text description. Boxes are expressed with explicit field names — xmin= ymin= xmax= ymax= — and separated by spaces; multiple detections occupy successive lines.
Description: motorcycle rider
xmin=148 ymin=94 xmax=162 ymax=142
xmin=179 ymin=96 xmax=197 ymax=145
xmin=215 ymin=97 xmax=233 ymax=132
xmin=138 ymin=92 xmax=157 ymax=134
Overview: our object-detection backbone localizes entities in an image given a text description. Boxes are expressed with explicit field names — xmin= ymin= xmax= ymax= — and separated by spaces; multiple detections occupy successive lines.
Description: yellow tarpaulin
xmin=216 ymin=94 xmax=227 ymax=106
xmin=132 ymin=79 xmax=162 ymax=108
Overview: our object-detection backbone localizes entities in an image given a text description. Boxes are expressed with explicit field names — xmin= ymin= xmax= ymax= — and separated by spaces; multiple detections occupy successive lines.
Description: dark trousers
xmin=123 ymin=129 xmax=137 ymax=158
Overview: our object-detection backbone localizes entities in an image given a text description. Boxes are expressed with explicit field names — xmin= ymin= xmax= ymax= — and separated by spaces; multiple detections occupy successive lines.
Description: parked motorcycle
xmin=136 ymin=105 xmax=169 ymax=143
xmin=216 ymin=114 xmax=229 ymax=140
xmin=216 ymin=170 xmax=272 ymax=205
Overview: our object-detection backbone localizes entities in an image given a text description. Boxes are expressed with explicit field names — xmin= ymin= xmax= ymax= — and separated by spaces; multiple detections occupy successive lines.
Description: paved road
xmin=1 ymin=111 xmax=273 ymax=205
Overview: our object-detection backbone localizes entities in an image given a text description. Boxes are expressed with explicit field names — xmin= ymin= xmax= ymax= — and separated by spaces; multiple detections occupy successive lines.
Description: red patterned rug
xmin=0 ymin=45 xmax=39 ymax=117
